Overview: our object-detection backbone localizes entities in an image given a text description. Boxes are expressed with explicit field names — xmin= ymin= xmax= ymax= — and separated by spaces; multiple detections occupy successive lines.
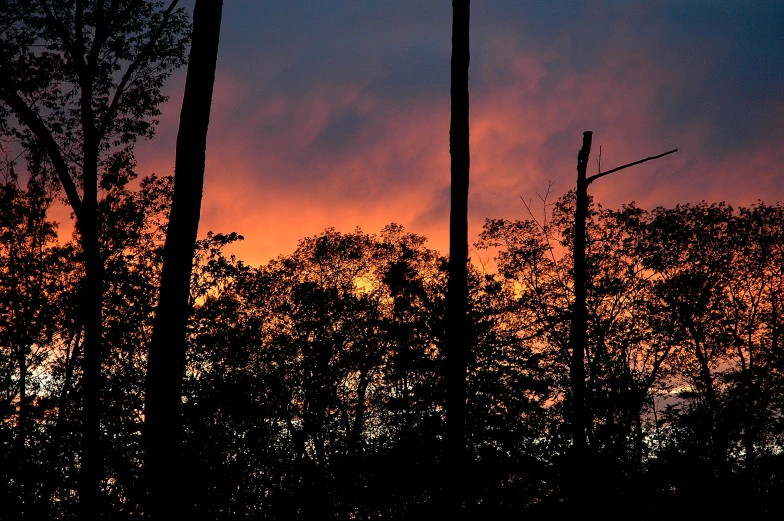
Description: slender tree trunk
xmin=1 ymin=54 xmax=105 ymax=520
xmin=8 ymin=251 xmax=29 ymax=513
xmin=43 ymin=326 xmax=82 ymax=513
xmin=15 ymin=338 xmax=29 ymax=515
xmin=79 ymin=130 xmax=105 ymax=518
xmin=349 ymin=363 xmax=370 ymax=457
xmin=144 ymin=1 xmax=223 ymax=517
xmin=446 ymin=0 xmax=470 ymax=514
xmin=348 ymin=361 xmax=370 ymax=513
xmin=742 ymin=375 xmax=756 ymax=472
xmin=690 ymin=331 xmax=726 ymax=475
xmin=566 ymin=135 xmax=675 ymax=509
xmin=569 ymin=130 xmax=592 ymax=506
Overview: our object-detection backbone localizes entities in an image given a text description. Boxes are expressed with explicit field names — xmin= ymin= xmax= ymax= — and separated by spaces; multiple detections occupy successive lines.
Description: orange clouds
xmin=194 ymin=77 xmax=453 ymax=265
xmin=130 ymin=26 xmax=784 ymax=268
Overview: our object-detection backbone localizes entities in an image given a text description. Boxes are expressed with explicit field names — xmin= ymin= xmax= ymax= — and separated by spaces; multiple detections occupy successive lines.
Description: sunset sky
xmin=132 ymin=0 xmax=784 ymax=267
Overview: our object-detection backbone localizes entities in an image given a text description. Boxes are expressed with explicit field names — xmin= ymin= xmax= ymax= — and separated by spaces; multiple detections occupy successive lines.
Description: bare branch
xmin=596 ymin=145 xmax=602 ymax=174
xmin=587 ymin=148 xmax=678 ymax=185
xmin=520 ymin=196 xmax=544 ymax=230
xmin=0 ymin=83 xmax=83 ymax=221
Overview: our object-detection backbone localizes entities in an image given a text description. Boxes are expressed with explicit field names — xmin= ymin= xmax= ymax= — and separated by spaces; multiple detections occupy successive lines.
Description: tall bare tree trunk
xmin=144 ymin=1 xmax=223 ymax=517
xmin=447 ymin=0 xmax=470 ymax=514
xmin=568 ymin=132 xmax=676 ymax=509
xmin=569 ymin=131 xmax=592 ymax=507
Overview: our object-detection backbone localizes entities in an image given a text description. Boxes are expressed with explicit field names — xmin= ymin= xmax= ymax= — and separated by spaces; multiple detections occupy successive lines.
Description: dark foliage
xmin=1 ymin=2 xmax=781 ymax=519
xmin=1 ymin=167 xmax=782 ymax=517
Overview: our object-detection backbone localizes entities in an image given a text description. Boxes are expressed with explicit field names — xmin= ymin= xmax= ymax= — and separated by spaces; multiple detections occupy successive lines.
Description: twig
xmin=596 ymin=145 xmax=602 ymax=174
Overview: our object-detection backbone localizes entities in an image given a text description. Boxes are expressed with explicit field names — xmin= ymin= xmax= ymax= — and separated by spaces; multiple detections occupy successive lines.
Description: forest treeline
xmin=2 ymin=0 xmax=782 ymax=519
xmin=2 ymin=170 xmax=782 ymax=519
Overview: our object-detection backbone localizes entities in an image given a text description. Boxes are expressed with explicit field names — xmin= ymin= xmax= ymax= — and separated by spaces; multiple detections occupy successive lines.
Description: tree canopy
xmin=1 ymin=1 xmax=782 ymax=520
xmin=1 ymin=169 xmax=783 ymax=518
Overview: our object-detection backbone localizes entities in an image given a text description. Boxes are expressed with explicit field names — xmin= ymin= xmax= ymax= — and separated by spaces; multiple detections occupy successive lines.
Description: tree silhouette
xmin=446 ymin=0 xmax=470 ymax=513
xmin=0 ymin=165 xmax=64 ymax=516
xmin=568 ymin=132 xmax=592 ymax=503
xmin=567 ymin=131 xmax=676 ymax=508
xmin=1 ymin=4 xmax=782 ymax=519
xmin=144 ymin=0 xmax=224 ymax=517
xmin=0 ymin=1 xmax=188 ymax=511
